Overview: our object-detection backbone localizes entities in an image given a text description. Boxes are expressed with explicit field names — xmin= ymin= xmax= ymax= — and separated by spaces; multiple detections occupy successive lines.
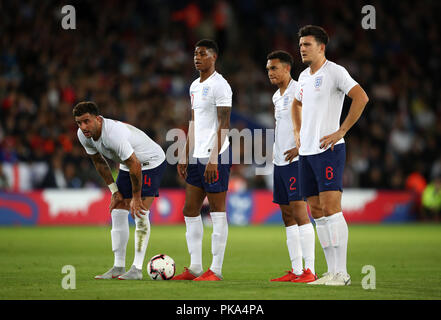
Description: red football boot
xmin=291 ymin=268 xmax=318 ymax=283
xmin=193 ymin=269 xmax=223 ymax=281
xmin=270 ymin=270 xmax=299 ymax=282
xmin=171 ymin=267 xmax=199 ymax=280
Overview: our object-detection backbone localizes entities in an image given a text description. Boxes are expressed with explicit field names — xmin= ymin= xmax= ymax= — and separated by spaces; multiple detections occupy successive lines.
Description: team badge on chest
xmin=283 ymin=95 xmax=290 ymax=107
xmin=202 ymin=86 xmax=210 ymax=97
xmin=314 ymin=76 xmax=323 ymax=89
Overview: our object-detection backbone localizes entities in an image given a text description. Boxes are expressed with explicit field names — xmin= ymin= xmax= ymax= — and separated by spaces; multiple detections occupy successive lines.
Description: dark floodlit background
xmin=1 ymin=0 xmax=440 ymax=221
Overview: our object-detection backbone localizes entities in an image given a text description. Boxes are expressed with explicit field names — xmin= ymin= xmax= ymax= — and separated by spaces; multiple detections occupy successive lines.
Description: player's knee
xmin=295 ymin=214 xmax=311 ymax=226
xmin=113 ymin=200 xmax=130 ymax=211
xmin=209 ymin=202 xmax=226 ymax=213
xmin=281 ymin=209 xmax=295 ymax=226
xmin=182 ymin=204 xmax=200 ymax=217
xmin=321 ymin=203 xmax=342 ymax=216
xmin=308 ymin=204 xmax=323 ymax=219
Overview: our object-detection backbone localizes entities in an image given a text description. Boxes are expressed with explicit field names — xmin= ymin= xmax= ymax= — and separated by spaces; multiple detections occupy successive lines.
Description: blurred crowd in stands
xmin=1 ymin=0 xmax=441 ymax=218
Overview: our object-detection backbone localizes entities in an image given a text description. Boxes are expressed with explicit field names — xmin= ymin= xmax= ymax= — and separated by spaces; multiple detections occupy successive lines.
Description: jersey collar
xmin=309 ymin=59 xmax=328 ymax=76
xmin=199 ymin=70 xmax=217 ymax=83
xmin=278 ymin=78 xmax=294 ymax=97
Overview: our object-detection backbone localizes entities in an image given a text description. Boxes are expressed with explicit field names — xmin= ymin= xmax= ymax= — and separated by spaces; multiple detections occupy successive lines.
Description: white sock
xmin=314 ymin=216 xmax=336 ymax=274
xmin=133 ymin=210 xmax=151 ymax=270
xmin=327 ymin=212 xmax=349 ymax=275
xmin=299 ymin=223 xmax=315 ymax=274
xmin=184 ymin=215 xmax=204 ymax=274
xmin=286 ymin=224 xmax=303 ymax=276
xmin=111 ymin=209 xmax=129 ymax=268
xmin=210 ymin=212 xmax=228 ymax=276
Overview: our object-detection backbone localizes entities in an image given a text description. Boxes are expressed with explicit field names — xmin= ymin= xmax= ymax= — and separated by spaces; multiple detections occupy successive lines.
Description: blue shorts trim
xmin=299 ymin=143 xmax=346 ymax=198
xmin=273 ymin=161 xmax=303 ymax=205
xmin=116 ymin=160 xmax=167 ymax=199
xmin=185 ymin=146 xmax=232 ymax=193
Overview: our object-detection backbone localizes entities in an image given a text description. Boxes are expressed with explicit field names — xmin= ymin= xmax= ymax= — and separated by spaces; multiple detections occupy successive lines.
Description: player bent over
xmin=173 ymin=39 xmax=232 ymax=281
xmin=292 ymin=26 xmax=369 ymax=286
xmin=73 ymin=101 xmax=166 ymax=280
xmin=266 ymin=51 xmax=317 ymax=283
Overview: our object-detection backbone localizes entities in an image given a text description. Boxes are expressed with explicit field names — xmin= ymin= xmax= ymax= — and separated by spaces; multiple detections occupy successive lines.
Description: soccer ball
xmin=147 ymin=254 xmax=176 ymax=280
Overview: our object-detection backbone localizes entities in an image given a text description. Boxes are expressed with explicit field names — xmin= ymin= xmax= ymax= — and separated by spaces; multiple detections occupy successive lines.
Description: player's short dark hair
xmin=298 ymin=25 xmax=329 ymax=46
xmin=267 ymin=50 xmax=293 ymax=67
xmin=195 ymin=39 xmax=219 ymax=55
xmin=73 ymin=101 xmax=100 ymax=117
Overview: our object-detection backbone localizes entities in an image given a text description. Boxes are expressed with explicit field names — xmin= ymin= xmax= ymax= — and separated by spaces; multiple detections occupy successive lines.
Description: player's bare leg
xmin=119 ymin=197 xmax=155 ymax=280
xmin=172 ymin=184 xmax=206 ymax=280
xmin=320 ymin=190 xmax=342 ymax=217
xmin=318 ymin=190 xmax=350 ymax=286
xmin=280 ymin=204 xmax=297 ymax=226
xmin=194 ymin=191 xmax=227 ymax=281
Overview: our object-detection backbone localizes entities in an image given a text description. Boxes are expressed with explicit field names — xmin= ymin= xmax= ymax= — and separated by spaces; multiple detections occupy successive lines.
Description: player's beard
xmin=303 ymin=58 xmax=312 ymax=66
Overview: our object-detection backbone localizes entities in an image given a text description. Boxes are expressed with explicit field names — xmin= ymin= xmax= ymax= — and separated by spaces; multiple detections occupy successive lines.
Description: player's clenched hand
xmin=177 ymin=163 xmax=188 ymax=180
xmin=284 ymin=148 xmax=299 ymax=163
xmin=320 ymin=129 xmax=346 ymax=151
xmin=130 ymin=197 xmax=147 ymax=219
xmin=177 ymin=155 xmax=188 ymax=179
xmin=109 ymin=191 xmax=123 ymax=212
xmin=204 ymin=162 xmax=218 ymax=184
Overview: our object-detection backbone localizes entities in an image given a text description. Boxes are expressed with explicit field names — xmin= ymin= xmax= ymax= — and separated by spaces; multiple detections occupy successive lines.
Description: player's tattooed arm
xmin=124 ymin=153 xmax=142 ymax=196
xmin=124 ymin=152 xmax=147 ymax=218
xmin=91 ymin=153 xmax=124 ymax=212
xmin=90 ymin=153 xmax=115 ymax=185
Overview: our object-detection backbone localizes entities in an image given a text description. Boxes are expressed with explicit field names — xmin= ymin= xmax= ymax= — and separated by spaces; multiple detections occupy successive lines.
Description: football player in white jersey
xmin=266 ymin=50 xmax=317 ymax=283
xmin=173 ymin=39 xmax=232 ymax=281
xmin=292 ymin=25 xmax=369 ymax=286
xmin=74 ymin=101 xmax=166 ymax=280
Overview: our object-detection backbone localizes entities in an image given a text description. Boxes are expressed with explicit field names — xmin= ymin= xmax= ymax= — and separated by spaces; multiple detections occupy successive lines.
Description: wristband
xmin=108 ymin=182 xmax=118 ymax=194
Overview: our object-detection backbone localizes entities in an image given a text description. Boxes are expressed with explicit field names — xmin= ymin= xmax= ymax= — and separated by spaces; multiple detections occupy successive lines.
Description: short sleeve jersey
xmin=273 ymin=79 xmax=299 ymax=166
xmin=77 ymin=117 xmax=165 ymax=171
xmin=189 ymin=71 xmax=232 ymax=158
xmin=294 ymin=60 xmax=358 ymax=156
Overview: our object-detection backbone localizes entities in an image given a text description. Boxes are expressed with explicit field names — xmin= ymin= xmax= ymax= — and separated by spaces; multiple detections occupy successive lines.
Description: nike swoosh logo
xmin=344 ymin=278 xmax=350 ymax=285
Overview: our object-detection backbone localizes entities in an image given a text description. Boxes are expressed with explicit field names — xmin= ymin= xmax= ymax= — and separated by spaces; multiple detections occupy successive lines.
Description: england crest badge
xmin=314 ymin=76 xmax=323 ymax=89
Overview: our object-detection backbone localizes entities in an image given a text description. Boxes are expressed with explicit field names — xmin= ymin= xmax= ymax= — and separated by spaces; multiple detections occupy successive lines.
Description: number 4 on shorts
xmin=144 ymin=175 xmax=151 ymax=187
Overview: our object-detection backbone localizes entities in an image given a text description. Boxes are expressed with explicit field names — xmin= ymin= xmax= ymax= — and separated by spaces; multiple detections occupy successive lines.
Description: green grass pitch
xmin=1 ymin=224 xmax=440 ymax=300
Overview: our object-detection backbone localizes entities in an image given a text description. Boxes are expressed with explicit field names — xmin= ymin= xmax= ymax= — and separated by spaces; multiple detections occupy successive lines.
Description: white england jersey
xmin=294 ymin=60 xmax=358 ymax=156
xmin=273 ymin=79 xmax=299 ymax=166
xmin=189 ymin=71 xmax=232 ymax=158
xmin=77 ymin=117 xmax=165 ymax=171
